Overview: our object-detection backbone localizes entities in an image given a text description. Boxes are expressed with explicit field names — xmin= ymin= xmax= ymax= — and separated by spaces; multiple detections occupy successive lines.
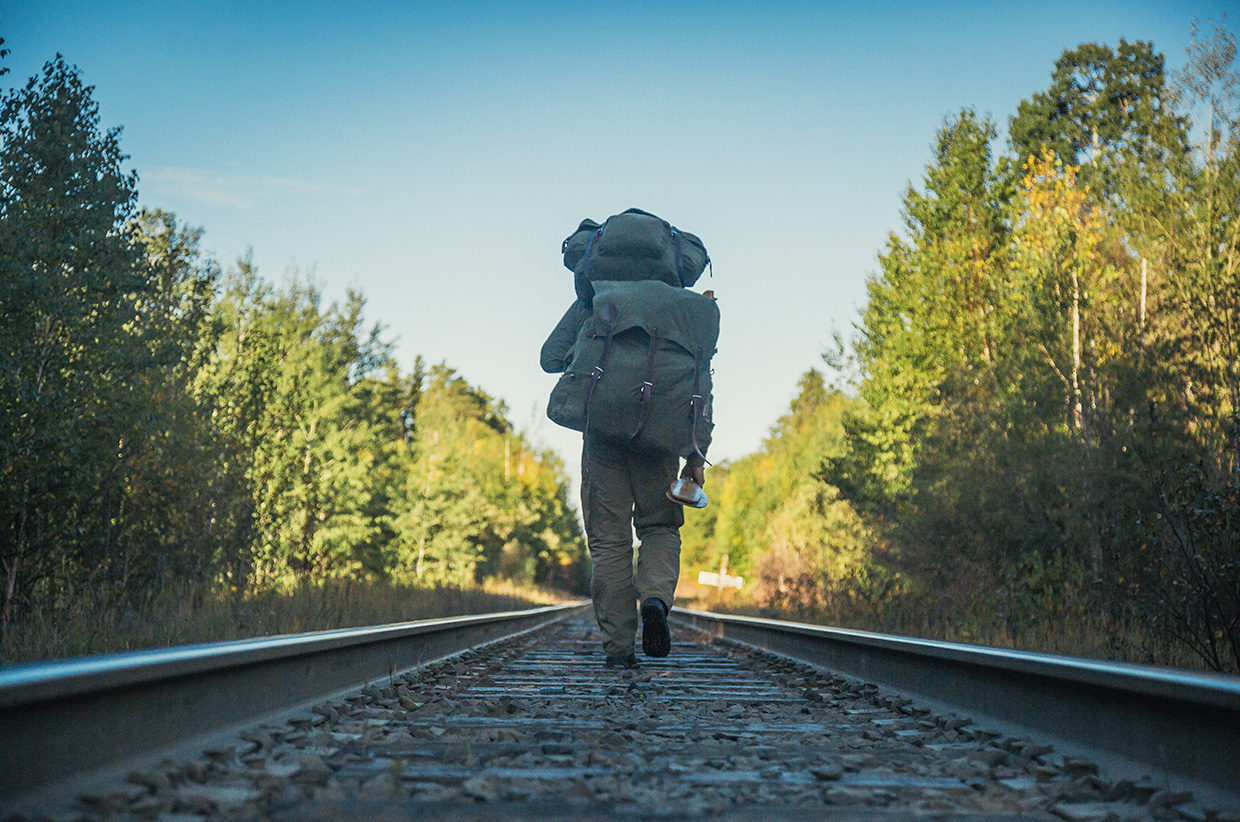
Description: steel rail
xmin=671 ymin=607 xmax=1240 ymax=795
xmin=0 ymin=602 xmax=586 ymax=800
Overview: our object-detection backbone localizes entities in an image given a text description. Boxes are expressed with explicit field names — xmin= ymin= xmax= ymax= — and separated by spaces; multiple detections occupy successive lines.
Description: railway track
xmin=2 ymin=604 xmax=1238 ymax=821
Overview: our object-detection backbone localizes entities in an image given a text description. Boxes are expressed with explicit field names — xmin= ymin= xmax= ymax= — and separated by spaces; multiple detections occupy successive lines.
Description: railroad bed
xmin=22 ymin=614 xmax=1234 ymax=822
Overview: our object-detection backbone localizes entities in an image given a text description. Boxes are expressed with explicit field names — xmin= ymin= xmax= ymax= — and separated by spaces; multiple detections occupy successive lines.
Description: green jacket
xmin=540 ymin=300 xmax=591 ymax=375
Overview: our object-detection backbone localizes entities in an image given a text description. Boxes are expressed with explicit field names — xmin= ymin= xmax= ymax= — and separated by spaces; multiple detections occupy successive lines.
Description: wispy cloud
xmin=143 ymin=167 xmax=337 ymax=210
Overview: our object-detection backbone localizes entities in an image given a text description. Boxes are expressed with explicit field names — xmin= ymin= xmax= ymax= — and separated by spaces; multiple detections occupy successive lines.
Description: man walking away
xmin=541 ymin=209 xmax=717 ymax=669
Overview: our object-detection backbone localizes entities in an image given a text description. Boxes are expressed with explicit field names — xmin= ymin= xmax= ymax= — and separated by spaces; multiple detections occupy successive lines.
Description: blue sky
xmin=3 ymin=1 xmax=1232 ymax=487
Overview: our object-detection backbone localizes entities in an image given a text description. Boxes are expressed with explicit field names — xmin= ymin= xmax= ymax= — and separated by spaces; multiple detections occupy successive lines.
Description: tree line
xmin=0 ymin=50 xmax=586 ymax=630
xmin=686 ymin=22 xmax=1240 ymax=673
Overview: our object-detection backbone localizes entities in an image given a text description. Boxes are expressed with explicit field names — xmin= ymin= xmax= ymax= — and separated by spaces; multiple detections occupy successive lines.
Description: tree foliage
xmin=820 ymin=21 xmax=1240 ymax=670
xmin=1009 ymin=39 xmax=1183 ymax=198
xmin=0 ymin=55 xmax=586 ymax=634
xmin=1 ymin=54 xmax=147 ymax=618
xmin=685 ymin=371 xmax=885 ymax=620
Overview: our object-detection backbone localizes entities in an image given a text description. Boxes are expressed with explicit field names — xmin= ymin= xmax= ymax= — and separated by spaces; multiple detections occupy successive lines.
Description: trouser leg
xmin=581 ymin=437 xmax=638 ymax=657
xmin=633 ymin=451 xmax=683 ymax=610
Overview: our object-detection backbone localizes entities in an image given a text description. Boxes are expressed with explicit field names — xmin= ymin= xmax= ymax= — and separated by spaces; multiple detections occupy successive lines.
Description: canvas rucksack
xmin=546 ymin=279 xmax=719 ymax=461
xmin=562 ymin=208 xmax=710 ymax=305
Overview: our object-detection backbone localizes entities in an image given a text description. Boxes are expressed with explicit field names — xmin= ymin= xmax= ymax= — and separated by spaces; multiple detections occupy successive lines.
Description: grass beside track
xmin=0 ymin=579 xmax=575 ymax=666
xmin=678 ymin=576 xmax=1214 ymax=673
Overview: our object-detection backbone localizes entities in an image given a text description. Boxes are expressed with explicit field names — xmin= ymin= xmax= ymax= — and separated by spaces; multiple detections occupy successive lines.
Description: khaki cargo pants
xmin=581 ymin=435 xmax=683 ymax=657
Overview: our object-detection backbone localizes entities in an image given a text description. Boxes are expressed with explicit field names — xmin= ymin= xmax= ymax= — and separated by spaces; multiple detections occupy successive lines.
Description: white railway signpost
xmin=698 ymin=555 xmax=743 ymax=590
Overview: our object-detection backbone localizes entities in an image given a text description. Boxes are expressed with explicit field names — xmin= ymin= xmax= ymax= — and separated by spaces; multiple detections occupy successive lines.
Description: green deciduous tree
xmin=112 ymin=210 xmax=226 ymax=600
xmin=828 ymin=110 xmax=1013 ymax=508
xmin=1119 ymin=18 xmax=1240 ymax=671
xmin=1010 ymin=39 xmax=1183 ymax=198
xmin=1 ymin=55 xmax=146 ymax=618
xmin=388 ymin=364 xmax=585 ymax=590
xmin=686 ymin=370 xmax=880 ymax=619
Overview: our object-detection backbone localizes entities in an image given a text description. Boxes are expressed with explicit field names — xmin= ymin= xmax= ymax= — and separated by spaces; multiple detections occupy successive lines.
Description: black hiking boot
xmin=640 ymin=598 xmax=671 ymax=658
xmin=605 ymin=653 xmax=637 ymax=670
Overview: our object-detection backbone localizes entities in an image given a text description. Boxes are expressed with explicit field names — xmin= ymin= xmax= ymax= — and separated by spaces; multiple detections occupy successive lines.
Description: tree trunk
xmin=1072 ymin=268 xmax=1084 ymax=432
xmin=5 ymin=317 xmax=59 ymax=620
xmin=1140 ymin=256 xmax=1148 ymax=340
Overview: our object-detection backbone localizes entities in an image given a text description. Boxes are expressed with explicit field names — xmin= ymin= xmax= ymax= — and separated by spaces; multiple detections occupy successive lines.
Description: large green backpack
xmin=547 ymin=280 xmax=719 ymax=460
xmin=562 ymin=208 xmax=710 ymax=305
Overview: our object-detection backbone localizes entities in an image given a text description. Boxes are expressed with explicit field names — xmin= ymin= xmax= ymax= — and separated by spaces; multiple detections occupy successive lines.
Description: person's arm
xmin=540 ymin=300 xmax=590 ymax=374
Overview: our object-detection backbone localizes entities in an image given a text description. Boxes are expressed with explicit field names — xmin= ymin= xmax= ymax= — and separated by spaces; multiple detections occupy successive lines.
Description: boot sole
xmin=641 ymin=601 xmax=671 ymax=658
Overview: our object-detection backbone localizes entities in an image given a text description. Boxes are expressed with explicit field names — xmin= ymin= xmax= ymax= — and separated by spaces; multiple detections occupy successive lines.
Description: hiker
xmin=540 ymin=209 xmax=718 ymax=669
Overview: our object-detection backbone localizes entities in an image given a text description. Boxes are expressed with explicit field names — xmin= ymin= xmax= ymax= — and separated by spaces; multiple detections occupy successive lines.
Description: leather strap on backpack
xmin=583 ymin=323 xmax=615 ymax=437
xmin=633 ymin=327 xmax=660 ymax=437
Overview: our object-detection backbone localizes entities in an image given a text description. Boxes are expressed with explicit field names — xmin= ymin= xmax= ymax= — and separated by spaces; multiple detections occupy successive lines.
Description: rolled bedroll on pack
xmin=547 ymin=280 xmax=719 ymax=460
